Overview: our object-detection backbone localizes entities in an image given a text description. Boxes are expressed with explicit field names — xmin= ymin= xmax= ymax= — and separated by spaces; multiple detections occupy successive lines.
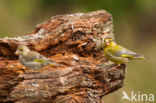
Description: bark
xmin=0 ymin=10 xmax=126 ymax=103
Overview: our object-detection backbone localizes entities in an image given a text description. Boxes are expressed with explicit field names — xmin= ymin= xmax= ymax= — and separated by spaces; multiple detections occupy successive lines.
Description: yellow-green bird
xmin=15 ymin=45 xmax=60 ymax=70
xmin=103 ymin=39 xmax=145 ymax=64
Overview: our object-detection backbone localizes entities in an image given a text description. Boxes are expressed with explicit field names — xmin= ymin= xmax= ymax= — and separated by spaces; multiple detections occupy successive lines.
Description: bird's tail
xmin=121 ymin=54 xmax=146 ymax=60
xmin=132 ymin=54 xmax=146 ymax=60
xmin=44 ymin=59 xmax=62 ymax=66
xmin=50 ymin=62 xmax=61 ymax=66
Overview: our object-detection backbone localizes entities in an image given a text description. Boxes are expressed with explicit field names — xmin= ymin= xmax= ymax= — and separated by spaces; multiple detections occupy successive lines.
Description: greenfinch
xmin=103 ymin=39 xmax=145 ymax=64
xmin=15 ymin=45 xmax=59 ymax=70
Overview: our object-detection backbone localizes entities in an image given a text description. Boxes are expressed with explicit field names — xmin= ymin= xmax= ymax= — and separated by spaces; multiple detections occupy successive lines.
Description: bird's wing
xmin=106 ymin=49 xmax=129 ymax=63
xmin=29 ymin=52 xmax=53 ymax=63
xmin=23 ymin=51 xmax=40 ymax=62
xmin=110 ymin=45 xmax=145 ymax=59
xmin=23 ymin=51 xmax=55 ymax=65
xmin=36 ymin=54 xmax=61 ymax=66
xmin=110 ymin=45 xmax=136 ymax=57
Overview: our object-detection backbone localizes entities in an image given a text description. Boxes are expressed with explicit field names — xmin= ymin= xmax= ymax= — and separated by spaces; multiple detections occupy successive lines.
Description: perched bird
xmin=103 ymin=39 xmax=145 ymax=64
xmin=15 ymin=45 xmax=59 ymax=70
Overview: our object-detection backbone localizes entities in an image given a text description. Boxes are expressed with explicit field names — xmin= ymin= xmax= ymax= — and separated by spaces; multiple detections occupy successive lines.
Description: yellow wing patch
xmin=34 ymin=59 xmax=46 ymax=63
xmin=121 ymin=54 xmax=133 ymax=58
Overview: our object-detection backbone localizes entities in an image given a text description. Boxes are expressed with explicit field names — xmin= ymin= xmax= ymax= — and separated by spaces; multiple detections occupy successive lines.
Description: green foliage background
xmin=0 ymin=0 xmax=156 ymax=102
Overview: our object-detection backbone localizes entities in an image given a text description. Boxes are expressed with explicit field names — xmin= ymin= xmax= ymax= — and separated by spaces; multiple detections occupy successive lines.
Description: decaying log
xmin=0 ymin=10 xmax=126 ymax=103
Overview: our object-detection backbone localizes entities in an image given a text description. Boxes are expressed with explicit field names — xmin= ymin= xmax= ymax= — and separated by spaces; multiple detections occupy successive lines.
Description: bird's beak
xmin=15 ymin=50 xmax=20 ymax=55
xmin=105 ymin=41 xmax=109 ymax=46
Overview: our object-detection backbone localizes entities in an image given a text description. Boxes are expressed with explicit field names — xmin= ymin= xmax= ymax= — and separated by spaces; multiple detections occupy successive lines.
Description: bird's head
xmin=104 ymin=38 xmax=116 ymax=47
xmin=15 ymin=45 xmax=30 ymax=56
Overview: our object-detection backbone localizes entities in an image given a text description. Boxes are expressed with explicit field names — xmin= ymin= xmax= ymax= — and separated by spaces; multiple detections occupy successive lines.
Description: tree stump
xmin=0 ymin=10 xmax=126 ymax=103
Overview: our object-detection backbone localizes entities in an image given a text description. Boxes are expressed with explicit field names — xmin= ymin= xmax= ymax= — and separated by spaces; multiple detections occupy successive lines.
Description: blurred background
xmin=0 ymin=0 xmax=155 ymax=103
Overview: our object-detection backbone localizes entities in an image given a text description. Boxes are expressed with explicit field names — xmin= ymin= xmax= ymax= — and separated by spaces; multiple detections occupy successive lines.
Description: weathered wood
xmin=0 ymin=10 xmax=125 ymax=103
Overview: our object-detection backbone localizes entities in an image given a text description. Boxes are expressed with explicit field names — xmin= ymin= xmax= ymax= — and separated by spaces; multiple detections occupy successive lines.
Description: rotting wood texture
xmin=0 ymin=10 xmax=126 ymax=103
